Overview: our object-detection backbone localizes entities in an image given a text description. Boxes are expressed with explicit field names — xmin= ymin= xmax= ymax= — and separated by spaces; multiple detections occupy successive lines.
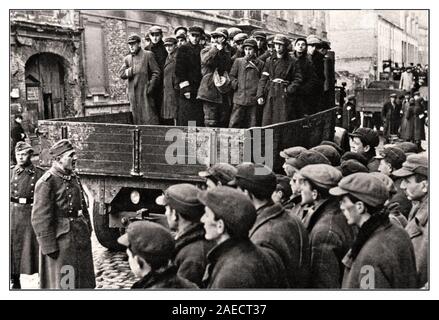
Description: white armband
xmin=262 ymin=72 xmax=270 ymax=77
xmin=179 ymin=81 xmax=190 ymax=89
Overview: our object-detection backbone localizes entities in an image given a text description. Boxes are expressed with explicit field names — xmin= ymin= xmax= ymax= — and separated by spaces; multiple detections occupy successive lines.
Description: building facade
xmin=327 ymin=10 xmax=428 ymax=82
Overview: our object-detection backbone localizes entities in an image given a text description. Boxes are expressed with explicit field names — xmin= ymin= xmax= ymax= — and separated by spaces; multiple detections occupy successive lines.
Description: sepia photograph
xmin=8 ymin=7 xmax=429 ymax=295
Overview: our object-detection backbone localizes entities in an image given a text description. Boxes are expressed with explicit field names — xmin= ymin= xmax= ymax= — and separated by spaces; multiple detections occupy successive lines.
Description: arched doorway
xmin=25 ymin=53 xmax=66 ymax=129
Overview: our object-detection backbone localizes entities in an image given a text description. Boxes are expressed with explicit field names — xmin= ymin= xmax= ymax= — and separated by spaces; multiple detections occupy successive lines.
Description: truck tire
xmin=92 ymin=202 xmax=124 ymax=251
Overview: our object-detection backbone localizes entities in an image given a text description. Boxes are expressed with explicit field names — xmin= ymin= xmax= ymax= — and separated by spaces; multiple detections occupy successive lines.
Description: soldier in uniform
xmin=10 ymin=142 xmax=45 ymax=289
xmin=119 ymin=34 xmax=161 ymax=125
xmin=31 ymin=139 xmax=95 ymax=289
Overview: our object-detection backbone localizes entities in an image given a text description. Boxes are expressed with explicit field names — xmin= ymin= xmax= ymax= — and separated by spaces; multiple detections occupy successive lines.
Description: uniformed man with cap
xmin=329 ymin=173 xmax=418 ymax=289
xmin=295 ymin=164 xmax=354 ymax=288
xmin=117 ymin=221 xmax=197 ymax=289
xmin=393 ymin=154 xmax=429 ymax=288
xmin=228 ymin=38 xmax=264 ymax=128
xmin=229 ymin=163 xmax=310 ymax=288
xmin=256 ymin=34 xmax=303 ymax=125
xmin=198 ymin=186 xmax=286 ymax=288
xmin=381 ymin=93 xmax=402 ymax=142
xmin=10 ymin=142 xmax=45 ymax=289
xmin=197 ymin=27 xmax=232 ymax=127
xmin=342 ymin=94 xmax=359 ymax=133
xmin=198 ymin=163 xmax=237 ymax=190
xmin=349 ymin=127 xmax=380 ymax=172
xmin=290 ymin=37 xmax=320 ymax=117
xmin=306 ymin=35 xmax=325 ymax=113
xmin=119 ymin=33 xmax=161 ymax=125
xmin=31 ymin=139 xmax=95 ymax=289
xmin=162 ymin=36 xmax=179 ymax=125
xmin=175 ymin=26 xmax=204 ymax=126
xmin=155 ymin=184 xmax=212 ymax=287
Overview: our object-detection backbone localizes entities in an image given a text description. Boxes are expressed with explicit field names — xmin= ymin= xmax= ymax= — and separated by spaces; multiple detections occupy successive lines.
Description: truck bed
xmin=38 ymin=109 xmax=336 ymax=181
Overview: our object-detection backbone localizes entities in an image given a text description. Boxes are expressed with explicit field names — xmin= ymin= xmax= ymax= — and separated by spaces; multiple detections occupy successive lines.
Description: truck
xmin=37 ymin=109 xmax=336 ymax=251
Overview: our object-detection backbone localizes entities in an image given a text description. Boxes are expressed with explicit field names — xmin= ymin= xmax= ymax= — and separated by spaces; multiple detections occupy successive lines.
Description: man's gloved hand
xmin=47 ymin=250 xmax=59 ymax=260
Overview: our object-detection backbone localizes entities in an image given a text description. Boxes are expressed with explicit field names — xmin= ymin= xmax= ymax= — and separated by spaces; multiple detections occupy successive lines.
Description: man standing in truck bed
xmin=119 ymin=34 xmax=161 ymax=125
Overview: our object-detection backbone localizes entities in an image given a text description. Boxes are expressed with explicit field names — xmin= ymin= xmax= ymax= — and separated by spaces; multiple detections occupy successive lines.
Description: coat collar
xmin=50 ymin=163 xmax=74 ymax=181
xmin=131 ymin=265 xmax=177 ymax=289
xmin=300 ymin=198 xmax=331 ymax=231
xmin=174 ymin=223 xmax=206 ymax=253
xmin=408 ymin=195 xmax=429 ymax=227
xmin=249 ymin=201 xmax=285 ymax=236
xmin=14 ymin=163 xmax=35 ymax=175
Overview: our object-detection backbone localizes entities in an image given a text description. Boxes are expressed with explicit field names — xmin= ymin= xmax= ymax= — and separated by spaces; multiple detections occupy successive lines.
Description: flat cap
xmin=349 ymin=127 xmax=380 ymax=148
xmin=148 ymin=26 xmax=163 ymax=34
xmin=174 ymin=26 xmax=187 ymax=36
xmin=394 ymin=142 xmax=420 ymax=154
xmin=211 ymin=27 xmax=228 ymax=39
xmin=341 ymin=151 xmax=369 ymax=167
xmin=228 ymin=163 xmax=277 ymax=198
xmin=340 ymin=159 xmax=369 ymax=177
xmin=266 ymin=35 xmax=275 ymax=43
xmin=242 ymin=38 xmax=258 ymax=50
xmin=375 ymin=146 xmax=406 ymax=169
xmin=197 ymin=186 xmax=256 ymax=238
xmin=311 ymin=145 xmax=341 ymax=166
xmin=389 ymin=93 xmax=397 ymax=98
xmin=330 ymin=172 xmax=389 ymax=208
xmin=49 ymin=139 xmax=74 ymax=158
xmin=252 ymin=30 xmax=266 ymax=40
xmin=273 ymin=34 xmax=289 ymax=46
xmin=233 ymin=32 xmax=248 ymax=43
xmin=198 ymin=163 xmax=237 ymax=185
xmin=118 ymin=221 xmax=174 ymax=267
xmin=285 ymin=150 xmax=331 ymax=171
xmin=392 ymin=154 xmax=428 ymax=178
xmin=299 ymin=164 xmax=342 ymax=190
xmin=369 ymin=172 xmax=397 ymax=195
xmin=294 ymin=37 xmax=307 ymax=45
xmin=175 ymin=29 xmax=187 ymax=40
xmin=321 ymin=41 xmax=331 ymax=49
xmin=320 ymin=140 xmax=344 ymax=156
xmin=275 ymin=174 xmax=293 ymax=200
xmin=127 ymin=34 xmax=141 ymax=43
xmin=280 ymin=146 xmax=307 ymax=159
xmin=228 ymin=27 xmax=243 ymax=39
xmin=188 ymin=26 xmax=204 ymax=35
xmin=156 ymin=184 xmax=204 ymax=221
xmin=163 ymin=37 xmax=178 ymax=46
xmin=15 ymin=141 xmax=33 ymax=153
xmin=306 ymin=35 xmax=321 ymax=45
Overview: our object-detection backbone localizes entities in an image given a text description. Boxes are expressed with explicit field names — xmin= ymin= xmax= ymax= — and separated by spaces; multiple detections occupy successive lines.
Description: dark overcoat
xmin=119 ymin=49 xmax=161 ymax=125
xmin=162 ymin=50 xmax=179 ymax=120
xmin=400 ymin=100 xmax=415 ymax=141
xmin=173 ymin=223 xmax=213 ymax=288
xmin=31 ymin=164 xmax=95 ymax=289
xmin=229 ymin=56 xmax=264 ymax=106
xmin=342 ymin=221 xmax=418 ymax=289
xmin=250 ymin=202 xmax=311 ymax=288
xmin=10 ymin=164 xmax=45 ymax=275
xmin=381 ymin=101 xmax=402 ymax=138
xmin=132 ymin=265 xmax=197 ymax=289
xmin=413 ymin=98 xmax=427 ymax=141
xmin=295 ymin=198 xmax=355 ymax=288
xmin=145 ymin=41 xmax=168 ymax=116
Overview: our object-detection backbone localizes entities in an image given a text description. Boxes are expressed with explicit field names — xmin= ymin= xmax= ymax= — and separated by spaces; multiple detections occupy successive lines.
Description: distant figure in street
xmin=381 ymin=93 xmax=402 ymax=142
xmin=399 ymin=67 xmax=415 ymax=93
xmin=10 ymin=142 xmax=45 ymax=289
xmin=10 ymin=114 xmax=26 ymax=165
xmin=307 ymin=35 xmax=325 ymax=113
xmin=118 ymin=221 xmax=197 ymax=289
xmin=119 ymin=34 xmax=161 ymax=125
xmin=162 ymin=37 xmax=179 ymax=125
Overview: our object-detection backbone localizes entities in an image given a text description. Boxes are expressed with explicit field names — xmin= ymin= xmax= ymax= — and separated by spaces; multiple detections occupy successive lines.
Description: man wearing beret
xmin=349 ymin=127 xmax=380 ymax=172
xmin=376 ymin=146 xmax=412 ymax=218
xmin=197 ymin=27 xmax=232 ymax=128
xmin=381 ymin=93 xmax=402 ymax=142
xmin=31 ymin=139 xmax=95 ymax=289
xmin=330 ymin=173 xmax=418 ymax=289
xmin=198 ymin=163 xmax=237 ymax=190
xmin=198 ymin=186 xmax=286 ymax=288
xmin=295 ymin=164 xmax=354 ymax=288
xmin=256 ymin=34 xmax=303 ymax=125
xmin=229 ymin=163 xmax=310 ymax=288
xmin=162 ymin=37 xmax=179 ymax=125
xmin=118 ymin=221 xmax=197 ymax=289
xmin=119 ymin=33 xmax=161 ymax=125
xmin=291 ymin=37 xmax=320 ymax=117
xmin=10 ymin=142 xmax=45 ymax=289
xmin=393 ymin=154 xmax=429 ymax=288
xmin=145 ymin=26 xmax=168 ymax=124
xmin=228 ymin=38 xmax=264 ymax=128
xmin=155 ymin=184 xmax=212 ymax=287
xmin=175 ymin=26 xmax=204 ymax=126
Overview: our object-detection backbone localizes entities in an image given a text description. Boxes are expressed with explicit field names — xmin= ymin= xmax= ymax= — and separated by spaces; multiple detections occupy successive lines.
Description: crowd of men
xmin=119 ymin=25 xmax=332 ymax=128
xmin=11 ymin=127 xmax=428 ymax=289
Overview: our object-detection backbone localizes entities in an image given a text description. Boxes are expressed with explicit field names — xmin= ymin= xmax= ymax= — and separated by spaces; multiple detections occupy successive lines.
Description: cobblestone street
xmin=20 ymin=232 xmax=138 ymax=290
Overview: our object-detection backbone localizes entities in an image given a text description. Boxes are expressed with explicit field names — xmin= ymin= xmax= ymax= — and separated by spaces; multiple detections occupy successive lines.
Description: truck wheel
xmin=92 ymin=202 xmax=124 ymax=251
